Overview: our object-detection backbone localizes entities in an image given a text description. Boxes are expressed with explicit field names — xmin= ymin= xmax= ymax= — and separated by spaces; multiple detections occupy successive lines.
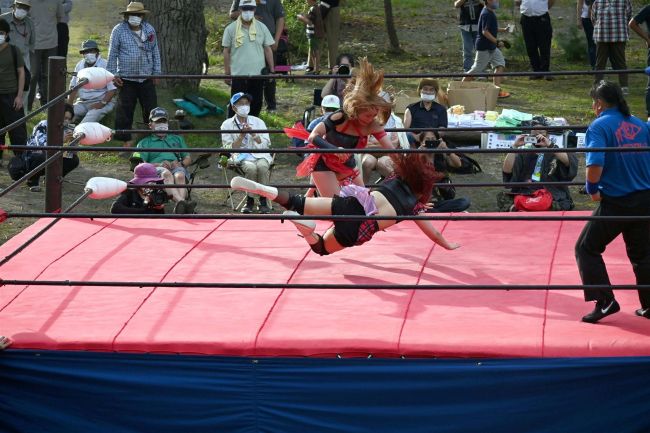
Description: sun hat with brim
xmin=14 ymin=0 xmax=31 ymax=7
xmin=121 ymin=2 xmax=149 ymax=15
xmin=131 ymin=163 xmax=163 ymax=185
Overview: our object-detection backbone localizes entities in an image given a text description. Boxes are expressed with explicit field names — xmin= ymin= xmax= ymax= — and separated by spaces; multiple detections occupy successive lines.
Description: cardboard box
xmin=481 ymin=132 xmax=566 ymax=149
xmin=394 ymin=93 xmax=419 ymax=115
xmin=447 ymin=81 xmax=500 ymax=112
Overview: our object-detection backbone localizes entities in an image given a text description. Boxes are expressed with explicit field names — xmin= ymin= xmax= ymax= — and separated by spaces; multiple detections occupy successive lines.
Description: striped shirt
xmin=592 ymin=0 xmax=632 ymax=43
xmin=106 ymin=21 xmax=162 ymax=82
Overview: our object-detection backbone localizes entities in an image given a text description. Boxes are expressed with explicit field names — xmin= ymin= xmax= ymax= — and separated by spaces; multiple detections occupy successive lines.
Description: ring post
xmin=45 ymin=56 xmax=67 ymax=213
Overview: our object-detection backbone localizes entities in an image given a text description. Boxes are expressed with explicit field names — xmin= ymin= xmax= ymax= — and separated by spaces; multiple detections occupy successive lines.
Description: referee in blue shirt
xmin=576 ymin=81 xmax=650 ymax=323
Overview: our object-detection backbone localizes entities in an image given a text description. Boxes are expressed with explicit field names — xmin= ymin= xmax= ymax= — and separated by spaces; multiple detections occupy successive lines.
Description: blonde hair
xmin=342 ymin=58 xmax=392 ymax=124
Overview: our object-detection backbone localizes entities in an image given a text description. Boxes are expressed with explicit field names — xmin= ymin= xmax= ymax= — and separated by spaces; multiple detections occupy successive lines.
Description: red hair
xmin=389 ymin=153 xmax=443 ymax=204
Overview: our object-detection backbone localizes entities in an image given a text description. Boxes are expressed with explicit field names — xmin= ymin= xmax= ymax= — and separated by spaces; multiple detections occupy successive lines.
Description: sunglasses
xmin=240 ymin=6 xmax=256 ymax=11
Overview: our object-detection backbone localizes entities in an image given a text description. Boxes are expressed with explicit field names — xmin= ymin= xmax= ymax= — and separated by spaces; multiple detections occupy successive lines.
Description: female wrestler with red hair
xmin=231 ymin=152 xmax=460 ymax=256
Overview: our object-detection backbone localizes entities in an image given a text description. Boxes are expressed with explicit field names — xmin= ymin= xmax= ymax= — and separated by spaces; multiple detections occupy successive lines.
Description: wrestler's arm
xmin=371 ymin=121 xmax=395 ymax=149
xmin=414 ymin=219 xmax=461 ymax=250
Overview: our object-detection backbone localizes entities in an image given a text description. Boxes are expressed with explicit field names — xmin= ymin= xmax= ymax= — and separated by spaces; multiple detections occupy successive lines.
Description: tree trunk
xmin=383 ymin=0 xmax=401 ymax=53
xmin=147 ymin=0 xmax=208 ymax=91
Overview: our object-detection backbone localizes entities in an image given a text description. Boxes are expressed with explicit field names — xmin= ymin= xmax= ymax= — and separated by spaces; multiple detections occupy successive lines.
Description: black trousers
xmin=56 ymin=23 xmax=69 ymax=58
xmin=263 ymin=79 xmax=277 ymax=110
xmin=520 ymin=13 xmax=553 ymax=72
xmin=114 ymin=79 xmax=158 ymax=143
xmin=229 ymin=78 xmax=264 ymax=117
xmin=594 ymin=42 xmax=628 ymax=87
xmin=0 ymin=93 xmax=28 ymax=160
xmin=575 ymin=190 xmax=650 ymax=309
xmin=26 ymin=152 xmax=79 ymax=186
xmin=28 ymin=47 xmax=58 ymax=110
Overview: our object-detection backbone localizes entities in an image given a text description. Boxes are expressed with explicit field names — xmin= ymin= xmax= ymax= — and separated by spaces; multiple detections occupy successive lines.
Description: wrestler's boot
xmin=282 ymin=210 xmax=317 ymax=243
xmin=230 ymin=177 xmax=278 ymax=200
xmin=231 ymin=177 xmax=305 ymax=213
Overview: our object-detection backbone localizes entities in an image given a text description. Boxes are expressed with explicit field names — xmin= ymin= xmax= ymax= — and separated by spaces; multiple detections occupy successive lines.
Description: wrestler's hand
xmin=445 ymin=242 xmax=461 ymax=250
xmin=589 ymin=192 xmax=602 ymax=202
xmin=336 ymin=147 xmax=348 ymax=161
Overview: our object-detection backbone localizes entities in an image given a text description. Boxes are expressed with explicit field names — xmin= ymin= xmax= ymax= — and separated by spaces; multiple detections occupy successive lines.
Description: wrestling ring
xmin=1 ymin=59 xmax=650 ymax=432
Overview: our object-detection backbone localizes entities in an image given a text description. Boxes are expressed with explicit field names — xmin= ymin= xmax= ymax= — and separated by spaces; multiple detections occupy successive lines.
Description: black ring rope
xmin=120 ymin=68 xmax=648 ymax=81
xmin=0 ymin=279 xmax=648 ymax=291
xmin=132 ymin=181 xmax=586 ymax=190
xmin=108 ymin=126 xmax=591 ymax=134
xmin=2 ymin=145 xmax=641 ymax=155
xmin=0 ymin=78 xmax=89 ymax=137
xmin=4 ymin=213 xmax=649 ymax=222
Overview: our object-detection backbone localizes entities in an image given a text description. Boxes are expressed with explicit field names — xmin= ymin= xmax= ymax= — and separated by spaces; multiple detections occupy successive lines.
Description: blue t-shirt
xmin=475 ymin=8 xmax=497 ymax=51
xmin=585 ymin=108 xmax=650 ymax=197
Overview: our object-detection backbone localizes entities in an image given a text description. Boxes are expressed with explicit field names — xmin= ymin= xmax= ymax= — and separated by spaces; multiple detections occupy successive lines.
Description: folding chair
xmin=221 ymin=154 xmax=276 ymax=211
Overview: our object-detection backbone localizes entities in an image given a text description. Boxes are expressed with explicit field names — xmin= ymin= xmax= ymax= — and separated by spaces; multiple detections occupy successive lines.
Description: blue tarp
xmin=1 ymin=350 xmax=649 ymax=433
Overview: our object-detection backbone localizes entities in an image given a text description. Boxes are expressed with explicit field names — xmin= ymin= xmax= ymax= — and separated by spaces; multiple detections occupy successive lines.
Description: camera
xmin=424 ymin=139 xmax=441 ymax=149
xmin=337 ymin=64 xmax=351 ymax=76
xmin=143 ymin=185 xmax=169 ymax=207
xmin=524 ymin=135 xmax=539 ymax=145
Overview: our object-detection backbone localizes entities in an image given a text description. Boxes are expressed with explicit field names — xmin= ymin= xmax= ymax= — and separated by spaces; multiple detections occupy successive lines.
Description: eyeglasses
xmin=240 ymin=6 xmax=256 ymax=11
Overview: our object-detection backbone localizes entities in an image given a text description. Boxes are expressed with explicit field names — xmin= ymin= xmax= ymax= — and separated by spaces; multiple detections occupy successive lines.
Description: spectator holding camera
xmin=221 ymin=92 xmax=273 ymax=214
xmin=417 ymin=130 xmax=471 ymax=213
xmin=498 ymin=120 xmax=578 ymax=211
xmin=111 ymin=162 xmax=167 ymax=214
xmin=321 ymin=53 xmax=354 ymax=102
xmin=223 ymin=0 xmax=275 ymax=118
xmin=132 ymin=107 xmax=195 ymax=215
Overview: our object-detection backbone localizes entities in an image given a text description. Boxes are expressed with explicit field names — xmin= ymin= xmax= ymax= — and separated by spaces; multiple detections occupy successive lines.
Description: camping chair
xmin=302 ymin=88 xmax=323 ymax=128
xmin=221 ymin=153 xmax=276 ymax=211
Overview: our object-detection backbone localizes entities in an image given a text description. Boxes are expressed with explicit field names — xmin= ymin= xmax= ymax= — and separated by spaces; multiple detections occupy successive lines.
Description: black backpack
xmin=447 ymin=154 xmax=482 ymax=174
xmin=10 ymin=45 xmax=30 ymax=92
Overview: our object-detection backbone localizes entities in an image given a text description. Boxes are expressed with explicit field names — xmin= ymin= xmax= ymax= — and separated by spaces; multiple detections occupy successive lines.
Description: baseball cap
xmin=239 ymin=0 xmax=256 ymax=8
xmin=131 ymin=163 xmax=163 ymax=185
xmin=149 ymin=107 xmax=168 ymax=122
xmin=79 ymin=40 xmax=99 ymax=54
xmin=321 ymin=94 xmax=340 ymax=109
xmin=14 ymin=0 xmax=31 ymax=7
xmin=230 ymin=92 xmax=252 ymax=106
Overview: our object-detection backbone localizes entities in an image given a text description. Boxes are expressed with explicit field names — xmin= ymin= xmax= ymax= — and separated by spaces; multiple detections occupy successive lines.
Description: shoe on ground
xmin=545 ymin=75 xmax=554 ymax=81
xmin=283 ymin=211 xmax=316 ymax=238
xmin=29 ymin=185 xmax=41 ymax=192
xmin=184 ymin=200 xmax=197 ymax=214
xmin=529 ymin=75 xmax=543 ymax=80
xmin=258 ymin=198 xmax=271 ymax=214
xmin=621 ymin=87 xmax=629 ymax=96
xmin=498 ymin=90 xmax=511 ymax=98
xmin=173 ymin=200 xmax=187 ymax=214
xmin=230 ymin=176 xmax=277 ymax=199
xmin=582 ymin=298 xmax=620 ymax=323
xmin=635 ymin=308 xmax=650 ymax=319
xmin=241 ymin=197 xmax=255 ymax=214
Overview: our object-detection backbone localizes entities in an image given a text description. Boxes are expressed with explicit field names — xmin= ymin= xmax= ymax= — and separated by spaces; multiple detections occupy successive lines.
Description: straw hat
xmin=121 ymin=2 xmax=149 ymax=15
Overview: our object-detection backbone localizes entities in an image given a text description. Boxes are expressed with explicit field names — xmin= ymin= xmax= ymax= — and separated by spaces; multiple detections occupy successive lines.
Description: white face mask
xmin=241 ymin=11 xmax=255 ymax=22
xmin=14 ymin=8 xmax=28 ymax=20
xmin=236 ymin=105 xmax=251 ymax=117
xmin=153 ymin=122 xmax=168 ymax=132
xmin=128 ymin=16 xmax=142 ymax=27
xmin=421 ymin=93 xmax=437 ymax=102
xmin=0 ymin=35 xmax=5 ymax=45
xmin=84 ymin=53 xmax=97 ymax=64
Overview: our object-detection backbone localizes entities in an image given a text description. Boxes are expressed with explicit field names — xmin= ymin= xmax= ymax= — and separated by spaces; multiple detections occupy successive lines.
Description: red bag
xmin=513 ymin=188 xmax=553 ymax=212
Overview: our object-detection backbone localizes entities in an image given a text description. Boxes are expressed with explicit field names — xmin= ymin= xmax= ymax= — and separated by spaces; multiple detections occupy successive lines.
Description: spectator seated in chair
xmin=111 ymin=162 xmax=168 ymax=214
xmin=497 ymin=120 xmax=578 ymax=212
xmin=67 ymin=39 xmax=117 ymax=124
xmin=417 ymin=131 xmax=471 ymax=213
xmin=321 ymin=53 xmax=354 ymax=101
xmin=220 ymin=92 xmax=274 ymax=214
xmin=7 ymin=104 xmax=79 ymax=192
xmin=132 ymin=107 xmax=196 ymax=214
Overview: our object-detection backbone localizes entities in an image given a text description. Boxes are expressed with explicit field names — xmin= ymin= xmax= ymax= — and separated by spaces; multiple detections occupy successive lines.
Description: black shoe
xmin=258 ymin=198 xmax=270 ymax=214
xmin=529 ymin=75 xmax=543 ymax=80
xmin=545 ymin=75 xmax=554 ymax=81
xmin=184 ymin=200 xmax=197 ymax=214
xmin=241 ymin=197 xmax=254 ymax=214
xmin=582 ymin=298 xmax=620 ymax=323
xmin=173 ymin=200 xmax=187 ymax=214
xmin=635 ymin=308 xmax=650 ymax=319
